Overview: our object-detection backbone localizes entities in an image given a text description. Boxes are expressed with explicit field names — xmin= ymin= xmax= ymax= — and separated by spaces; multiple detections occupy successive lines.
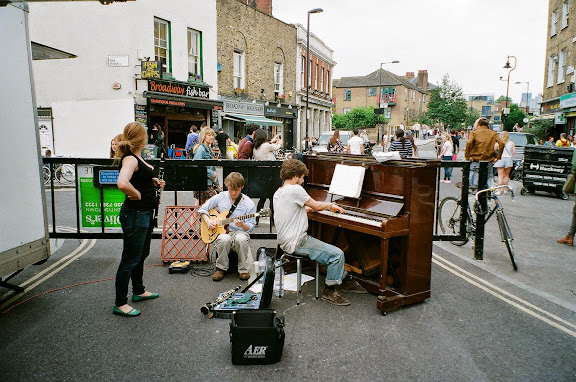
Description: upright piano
xmin=303 ymin=153 xmax=440 ymax=314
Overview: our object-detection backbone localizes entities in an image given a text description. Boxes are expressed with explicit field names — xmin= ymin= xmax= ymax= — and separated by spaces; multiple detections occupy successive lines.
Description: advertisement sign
xmin=78 ymin=165 xmax=125 ymax=228
xmin=148 ymin=79 xmax=209 ymax=99
xmin=141 ymin=61 xmax=163 ymax=79
xmin=555 ymin=112 xmax=566 ymax=124
xmin=560 ymin=92 xmax=576 ymax=109
xmin=135 ymin=104 xmax=147 ymax=127
xmin=223 ymin=100 xmax=264 ymax=115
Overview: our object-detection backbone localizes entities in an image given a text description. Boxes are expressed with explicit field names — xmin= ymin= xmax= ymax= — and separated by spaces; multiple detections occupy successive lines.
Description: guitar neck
xmin=220 ymin=212 xmax=258 ymax=225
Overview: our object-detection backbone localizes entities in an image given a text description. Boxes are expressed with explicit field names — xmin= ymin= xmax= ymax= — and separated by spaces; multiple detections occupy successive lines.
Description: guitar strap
xmin=226 ymin=194 xmax=243 ymax=218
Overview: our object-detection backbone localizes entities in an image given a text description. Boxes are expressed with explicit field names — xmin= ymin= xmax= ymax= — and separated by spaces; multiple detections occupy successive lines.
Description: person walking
xmin=193 ymin=127 xmax=221 ymax=205
xmin=389 ymin=129 xmax=413 ymax=159
xmin=114 ymin=122 xmax=165 ymax=317
xmin=237 ymin=123 xmax=259 ymax=159
xmin=438 ymin=132 xmax=454 ymax=183
xmin=347 ymin=129 xmax=364 ymax=155
xmin=557 ymin=149 xmax=576 ymax=246
xmin=149 ymin=123 xmax=166 ymax=158
xmin=406 ymin=132 xmax=418 ymax=158
xmin=215 ymin=128 xmax=232 ymax=159
xmin=185 ymin=125 xmax=199 ymax=158
xmin=328 ymin=130 xmax=345 ymax=154
xmin=465 ymin=117 xmax=504 ymax=190
xmin=450 ymin=129 xmax=460 ymax=160
xmin=494 ymin=131 xmax=516 ymax=194
xmin=556 ymin=133 xmax=571 ymax=147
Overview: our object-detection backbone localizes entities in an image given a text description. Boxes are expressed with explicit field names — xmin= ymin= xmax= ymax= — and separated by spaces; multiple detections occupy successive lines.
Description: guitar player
xmin=198 ymin=172 xmax=256 ymax=281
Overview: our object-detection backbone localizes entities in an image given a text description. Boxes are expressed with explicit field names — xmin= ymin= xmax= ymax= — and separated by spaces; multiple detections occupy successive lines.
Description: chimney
xmin=417 ymin=70 xmax=428 ymax=92
xmin=404 ymin=72 xmax=415 ymax=80
xmin=249 ymin=0 xmax=272 ymax=15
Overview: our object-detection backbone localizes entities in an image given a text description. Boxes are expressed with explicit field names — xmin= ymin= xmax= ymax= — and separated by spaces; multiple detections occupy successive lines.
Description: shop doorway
xmin=149 ymin=115 xmax=206 ymax=149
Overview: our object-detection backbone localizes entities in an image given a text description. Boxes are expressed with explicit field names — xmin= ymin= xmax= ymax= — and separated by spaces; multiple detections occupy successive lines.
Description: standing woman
xmin=389 ymin=129 xmax=413 ymax=159
xmin=252 ymin=129 xmax=282 ymax=223
xmin=438 ymin=132 xmax=454 ymax=183
xmin=114 ymin=122 xmax=165 ymax=317
xmin=494 ymin=131 xmax=516 ymax=194
xmin=406 ymin=132 xmax=418 ymax=158
xmin=327 ymin=130 xmax=344 ymax=154
xmin=193 ymin=127 xmax=220 ymax=205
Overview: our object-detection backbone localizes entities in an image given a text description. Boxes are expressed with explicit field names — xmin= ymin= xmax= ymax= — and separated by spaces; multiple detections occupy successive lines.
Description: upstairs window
xmin=551 ymin=9 xmax=559 ymax=36
xmin=368 ymin=87 xmax=377 ymax=96
xmin=547 ymin=55 xmax=556 ymax=87
xmin=233 ymin=50 xmax=245 ymax=89
xmin=274 ymin=63 xmax=284 ymax=96
xmin=562 ymin=0 xmax=570 ymax=29
xmin=154 ymin=17 xmax=171 ymax=73
xmin=187 ymin=28 xmax=202 ymax=80
xmin=315 ymin=63 xmax=319 ymax=90
xmin=320 ymin=67 xmax=324 ymax=92
xmin=300 ymin=56 xmax=306 ymax=89
xmin=344 ymin=89 xmax=351 ymax=101
xmin=558 ymin=48 xmax=567 ymax=83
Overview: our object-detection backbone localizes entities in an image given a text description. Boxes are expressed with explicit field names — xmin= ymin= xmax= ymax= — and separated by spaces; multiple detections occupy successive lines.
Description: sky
xmin=273 ymin=0 xmax=549 ymax=104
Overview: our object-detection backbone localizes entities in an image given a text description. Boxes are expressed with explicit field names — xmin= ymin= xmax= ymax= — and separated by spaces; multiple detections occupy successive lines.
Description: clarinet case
xmin=230 ymin=309 xmax=285 ymax=365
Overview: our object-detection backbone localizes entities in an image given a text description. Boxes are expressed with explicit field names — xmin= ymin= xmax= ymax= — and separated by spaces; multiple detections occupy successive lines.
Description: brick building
xmin=541 ymin=0 xmax=576 ymax=136
xmin=217 ymin=0 xmax=298 ymax=146
xmin=333 ymin=69 xmax=431 ymax=127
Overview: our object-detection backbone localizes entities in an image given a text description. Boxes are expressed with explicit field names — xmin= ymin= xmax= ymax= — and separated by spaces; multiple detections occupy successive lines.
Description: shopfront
xmin=221 ymin=99 xmax=282 ymax=143
xmin=144 ymin=79 xmax=222 ymax=150
xmin=264 ymin=105 xmax=297 ymax=150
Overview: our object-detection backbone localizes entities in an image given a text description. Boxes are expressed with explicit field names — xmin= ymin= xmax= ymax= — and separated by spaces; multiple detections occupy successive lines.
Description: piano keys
xmin=303 ymin=153 xmax=440 ymax=314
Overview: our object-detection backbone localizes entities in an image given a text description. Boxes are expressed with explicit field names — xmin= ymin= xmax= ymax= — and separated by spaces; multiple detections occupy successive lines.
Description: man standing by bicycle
xmin=465 ymin=117 xmax=504 ymax=190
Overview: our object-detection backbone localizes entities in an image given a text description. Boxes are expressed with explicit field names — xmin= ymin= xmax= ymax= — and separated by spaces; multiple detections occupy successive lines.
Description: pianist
xmin=273 ymin=159 xmax=367 ymax=306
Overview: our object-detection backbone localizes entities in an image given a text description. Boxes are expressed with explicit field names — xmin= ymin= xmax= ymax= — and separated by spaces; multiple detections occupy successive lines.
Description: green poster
xmin=78 ymin=165 xmax=125 ymax=228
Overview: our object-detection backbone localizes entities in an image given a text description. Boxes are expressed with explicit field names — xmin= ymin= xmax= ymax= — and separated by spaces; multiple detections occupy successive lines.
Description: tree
xmin=465 ymin=108 xmax=481 ymax=129
xmin=524 ymin=119 xmax=553 ymax=141
xmin=425 ymin=74 xmax=468 ymax=130
xmin=331 ymin=107 xmax=380 ymax=129
xmin=503 ymin=103 xmax=526 ymax=131
xmin=496 ymin=95 xmax=513 ymax=103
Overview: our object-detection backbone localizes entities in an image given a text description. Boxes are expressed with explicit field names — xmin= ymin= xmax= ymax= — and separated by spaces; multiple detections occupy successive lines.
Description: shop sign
xmin=134 ymin=104 xmax=147 ymax=127
xmin=543 ymin=101 xmax=561 ymax=113
xmin=108 ymin=55 xmax=129 ymax=67
xmin=264 ymin=105 xmax=296 ymax=118
xmin=141 ymin=61 xmax=163 ymax=79
xmin=148 ymin=79 xmax=209 ymax=99
xmin=560 ymin=93 xmax=576 ymax=108
xmin=555 ymin=112 xmax=566 ymax=124
xmin=78 ymin=165 xmax=125 ymax=228
xmin=223 ymin=100 xmax=264 ymax=115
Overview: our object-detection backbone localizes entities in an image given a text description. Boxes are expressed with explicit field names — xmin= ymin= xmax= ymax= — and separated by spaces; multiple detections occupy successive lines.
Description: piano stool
xmin=275 ymin=245 xmax=319 ymax=305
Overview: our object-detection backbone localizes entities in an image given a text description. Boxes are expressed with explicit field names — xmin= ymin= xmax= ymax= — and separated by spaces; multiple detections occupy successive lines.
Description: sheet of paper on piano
xmin=328 ymin=164 xmax=366 ymax=199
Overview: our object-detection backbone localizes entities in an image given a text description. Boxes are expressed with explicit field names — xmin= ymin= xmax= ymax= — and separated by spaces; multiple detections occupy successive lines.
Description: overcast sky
xmin=273 ymin=0 xmax=549 ymax=104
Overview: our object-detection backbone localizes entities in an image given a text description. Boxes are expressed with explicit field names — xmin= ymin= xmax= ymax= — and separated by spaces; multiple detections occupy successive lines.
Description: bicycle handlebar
xmin=475 ymin=185 xmax=515 ymax=201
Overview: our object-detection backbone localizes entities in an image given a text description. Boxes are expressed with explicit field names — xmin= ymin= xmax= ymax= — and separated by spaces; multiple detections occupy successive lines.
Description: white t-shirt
xmin=253 ymin=142 xmax=280 ymax=160
xmin=348 ymin=136 xmax=364 ymax=155
xmin=442 ymin=140 xmax=453 ymax=157
xmin=501 ymin=141 xmax=514 ymax=158
xmin=273 ymin=184 xmax=310 ymax=254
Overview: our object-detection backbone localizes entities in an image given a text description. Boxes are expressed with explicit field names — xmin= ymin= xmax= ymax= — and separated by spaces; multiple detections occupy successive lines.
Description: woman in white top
xmin=252 ymin=129 xmax=282 ymax=160
xmin=438 ymin=133 xmax=454 ymax=183
xmin=494 ymin=131 xmax=516 ymax=193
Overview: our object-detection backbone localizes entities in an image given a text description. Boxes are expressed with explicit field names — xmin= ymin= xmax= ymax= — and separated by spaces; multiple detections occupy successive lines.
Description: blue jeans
xmin=443 ymin=155 xmax=453 ymax=180
xmin=115 ymin=206 xmax=154 ymax=306
xmin=469 ymin=162 xmax=494 ymax=189
xmin=292 ymin=235 xmax=346 ymax=286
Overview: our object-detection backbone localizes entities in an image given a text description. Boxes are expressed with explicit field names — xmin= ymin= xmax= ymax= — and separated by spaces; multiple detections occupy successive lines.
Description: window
xmin=274 ymin=63 xmax=283 ymax=96
xmin=368 ymin=87 xmax=377 ymax=96
xmin=562 ymin=0 xmax=570 ymax=29
xmin=326 ymin=70 xmax=330 ymax=96
xmin=343 ymin=108 xmax=351 ymax=114
xmin=187 ymin=28 xmax=201 ymax=80
xmin=383 ymin=108 xmax=391 ymax=119
xmin=380 ymin=87 xmax=396 ymax=103
xmin=233 ymin=50 xmax=245 ymax=89
xmin=344 ymin=89 xmax=351 ymax=101
xmin=548 ymin=55 xmax=555 ymax=87
xmin=307 ymin=59 xmax=312 ymax=87
xmin=551 ymin=9 xmax=559 ymax=36
xmin=154 ymin=17 xmax=171 ymax=73
xmin=558 ymin=48 xmax=567 ymax=83
xmin=301 ymin=56 xmax=305 ymax=89
xmin=320 ymin=67 xmax=324 ymax=92
xmin=315 ymin=63 xmax=319 ymax=90
xmin=481 ymin=106 xmax=492 ymax=117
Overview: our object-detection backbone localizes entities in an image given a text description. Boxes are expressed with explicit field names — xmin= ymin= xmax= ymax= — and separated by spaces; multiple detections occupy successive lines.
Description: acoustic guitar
xmin=201 ymin=208 xmax=270 ymax=243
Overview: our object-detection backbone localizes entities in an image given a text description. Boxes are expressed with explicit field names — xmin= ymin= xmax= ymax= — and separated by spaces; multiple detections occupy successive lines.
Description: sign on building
xmin=141 ymin=60 xmax=163 ymax=79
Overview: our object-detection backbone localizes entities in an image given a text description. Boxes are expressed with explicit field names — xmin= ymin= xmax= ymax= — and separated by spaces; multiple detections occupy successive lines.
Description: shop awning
xmin=224 ymin=113 xmax=282 ymax=126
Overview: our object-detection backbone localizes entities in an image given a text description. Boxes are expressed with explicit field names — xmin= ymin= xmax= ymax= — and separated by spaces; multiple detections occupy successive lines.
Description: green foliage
xmin=415 ymin=113 xmax=433 ymax=126
xmin=524 ymin=119 xmax=553 ymax=141
xmin=332 ymin=107 xmax=380 ymax=129
xmin=503 ymin=104 xmax=526 ymax=131
xmin=465 ymin=108 xmax=481 ymax=129
xmin=425 ymin=74 xmax=468 ymax=129
xmin=496 ymin=95 xmax=513 ymax=103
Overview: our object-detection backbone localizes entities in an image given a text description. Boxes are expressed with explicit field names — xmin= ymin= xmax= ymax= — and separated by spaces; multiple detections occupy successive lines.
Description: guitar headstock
xmin=257 ymin=208 xmax=271 ymax=218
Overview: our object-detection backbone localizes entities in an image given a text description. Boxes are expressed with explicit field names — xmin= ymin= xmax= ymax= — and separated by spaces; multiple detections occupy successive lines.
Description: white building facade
xmin=29 ymin=0 xmax=218 ymax=158
xmin=295 ymin=24 xmax=335 ymax=148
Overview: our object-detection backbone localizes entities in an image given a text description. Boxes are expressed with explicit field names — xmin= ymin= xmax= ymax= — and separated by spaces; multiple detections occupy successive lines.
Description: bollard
xmin=473 ymin=161 xmax=489 ymax=261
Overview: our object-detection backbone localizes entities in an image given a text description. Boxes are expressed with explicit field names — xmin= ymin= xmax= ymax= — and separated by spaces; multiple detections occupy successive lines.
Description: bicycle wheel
xmin=59 ymin=164 xmax=75 ymax=184
xmin=438 ymin=196 xmax=469 ymax=246
xmin=496 ymin=211 xmax=518 ymax=271
xmin=43 ymin=166 xmax=51 ymax=185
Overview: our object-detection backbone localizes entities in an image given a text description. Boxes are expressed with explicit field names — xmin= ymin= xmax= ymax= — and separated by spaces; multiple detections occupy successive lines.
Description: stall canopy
xmin=224 ymin=113 xmax=282 ymax=126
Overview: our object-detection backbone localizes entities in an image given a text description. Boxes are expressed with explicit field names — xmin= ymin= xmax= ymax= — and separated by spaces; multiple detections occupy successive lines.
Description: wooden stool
xmin=275 ymin=245 xmax=319 ymax=305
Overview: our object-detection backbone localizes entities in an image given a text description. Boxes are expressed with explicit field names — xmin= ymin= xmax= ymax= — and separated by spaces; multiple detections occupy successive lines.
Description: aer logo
xmin=244 ymin=345 xmax=268 ymax=358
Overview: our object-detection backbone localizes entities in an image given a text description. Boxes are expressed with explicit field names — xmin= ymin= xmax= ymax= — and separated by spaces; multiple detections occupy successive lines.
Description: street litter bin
xmin=521 ymin=144 xmax=573 ymax=199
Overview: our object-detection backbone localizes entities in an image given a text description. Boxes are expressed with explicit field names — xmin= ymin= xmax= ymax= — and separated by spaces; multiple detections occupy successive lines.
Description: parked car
xmin=312 ymin=130 xmax=353 ymax=153
xmin=508 ymin=132 xmax=537 ymax=162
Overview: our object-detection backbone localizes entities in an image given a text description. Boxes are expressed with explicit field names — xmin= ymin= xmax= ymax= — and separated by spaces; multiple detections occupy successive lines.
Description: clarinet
xmin=201 ymin=285 xmax=242 ymax=315
xmin=154 ymin=159 xmax=165 ymax=228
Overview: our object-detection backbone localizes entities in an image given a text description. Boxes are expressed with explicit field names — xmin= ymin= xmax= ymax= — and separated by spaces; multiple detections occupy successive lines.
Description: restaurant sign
xmin=141 ymin=61 xmax=163 ymax=79
xmin=223 ymin=100 xmax=264 ymax=115
xmin=148 ymin=79 xmax=209 ymax=99
xmin=560 ymin=93 xmax=576 ymax=109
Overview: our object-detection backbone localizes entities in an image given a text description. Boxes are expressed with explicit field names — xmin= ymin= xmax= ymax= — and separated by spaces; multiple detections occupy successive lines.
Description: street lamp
xmin=304 ymin=7 xmax=323 ymax=151
xmin=515 ymin=81 xmax=530 ymax=114
xmin=378 ymin=60 xmax=399 ymax=143
xmin=502 ymin=55 xmax=517 ymax=129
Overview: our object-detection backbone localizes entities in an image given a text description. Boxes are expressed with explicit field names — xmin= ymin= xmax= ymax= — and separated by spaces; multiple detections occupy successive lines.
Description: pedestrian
xmin=413 ymin=122 xmax=421 ymax=138
xmin=360 ymin=130 xmax=369 ymax=143
xmin=389 ymin=129 xmax=413 ymax=159
xmin=450 ymin=129 xmax=460 ymax=160
xmin=185 ymin=125 xmax=199 ymax=158
xmin=252 ymin=129 xmax=282 ymax=224
xmin=422 ymin=124 xmax=428 ymax=140
xmin=406 ymin=132 xmax=418 ymax=158
xmin=110 ymin=134 xmax=123 ymax=159
xmin=494 ymin=131 xmax=516 ymax=194
xmin=544 ymin=136 xmax=555 ymax=146
xmin=149 ymin=123 xmax=166 ymax=158
xmin=464 ymin=117 xmax=504 ymax=190
xmin=346 ymin=128 xmax=364 ymax=155
xmin=556 ymin=133 xmax=571 ymax=147
xmin=193 ymin=127 xmax=221 ymax=205
xmin=328 ymin=130 xmax=345 ymax=154
xmin=438 ymin=132 xmax=454 ymax=183
xmin=557 ymin=149 xmax=576 ymax=246
xmin=114 ymin=122 xmax=165 ymax=317
xmin=215 ymin=128 xmax=233 ymax=159
xmin=399 ymin=122 xmax=405 ymax=131
xmin=237 ymin=123 xmax=259 ymax=159
xmin=381 ymin=131 xmax=390 ymax=150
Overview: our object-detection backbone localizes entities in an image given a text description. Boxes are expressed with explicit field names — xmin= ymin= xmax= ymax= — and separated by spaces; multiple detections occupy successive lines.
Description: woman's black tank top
xmin=120 ymin=153 xmax=157 ymax=210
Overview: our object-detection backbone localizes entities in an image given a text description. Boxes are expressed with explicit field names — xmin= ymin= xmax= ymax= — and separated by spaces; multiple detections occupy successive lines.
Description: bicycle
xmin=43 ymin=163 xmax=75 ymax=185
xmin=438 ymin=185 xmax=518 ymax=271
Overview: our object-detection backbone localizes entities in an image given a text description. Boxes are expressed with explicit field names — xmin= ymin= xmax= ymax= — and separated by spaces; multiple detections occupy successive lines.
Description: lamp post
xmin=378 ymin=60 xmax=399 ymax=144
xmin=502 ymin=55 xmax=517 ymax=129
xmin=515 ymin=81 xmax=530 ymax=114
xmin=304 ymin=7 xmax=323 ymax=151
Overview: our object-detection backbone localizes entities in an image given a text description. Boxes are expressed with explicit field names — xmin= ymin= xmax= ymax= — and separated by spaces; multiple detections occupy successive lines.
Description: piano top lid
xmin=308 ymin=153 xmax=440 ymax=167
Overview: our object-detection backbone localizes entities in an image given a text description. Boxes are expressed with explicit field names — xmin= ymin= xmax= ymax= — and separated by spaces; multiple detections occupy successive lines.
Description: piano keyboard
xmin=316 ymin=210 xmax=383 ymax=227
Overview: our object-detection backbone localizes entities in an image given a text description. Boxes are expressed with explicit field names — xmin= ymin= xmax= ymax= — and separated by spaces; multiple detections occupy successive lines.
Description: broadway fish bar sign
xmin=148 ymin=79 xmax=209 ymax=99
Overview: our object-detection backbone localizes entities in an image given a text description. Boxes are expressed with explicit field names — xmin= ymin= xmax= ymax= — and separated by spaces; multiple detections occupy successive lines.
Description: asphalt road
xmin=1 ymin=144 xmax=576 ymax=381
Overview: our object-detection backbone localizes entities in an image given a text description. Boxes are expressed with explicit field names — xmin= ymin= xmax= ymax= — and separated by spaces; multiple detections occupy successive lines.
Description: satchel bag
xmin=563 ymin=173 xmax=576 ymax=194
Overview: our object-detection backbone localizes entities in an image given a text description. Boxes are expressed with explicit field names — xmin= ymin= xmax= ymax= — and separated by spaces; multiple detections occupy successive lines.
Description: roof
xmin=333 ymin=69 xmax=427 ymax=93
xmin=408 ymin=77 xmax=436 ymax=91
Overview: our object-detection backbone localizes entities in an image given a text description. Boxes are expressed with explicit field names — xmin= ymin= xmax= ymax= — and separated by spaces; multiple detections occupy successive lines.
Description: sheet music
xmin=328 ymin=164 xmax=366 ymax=199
